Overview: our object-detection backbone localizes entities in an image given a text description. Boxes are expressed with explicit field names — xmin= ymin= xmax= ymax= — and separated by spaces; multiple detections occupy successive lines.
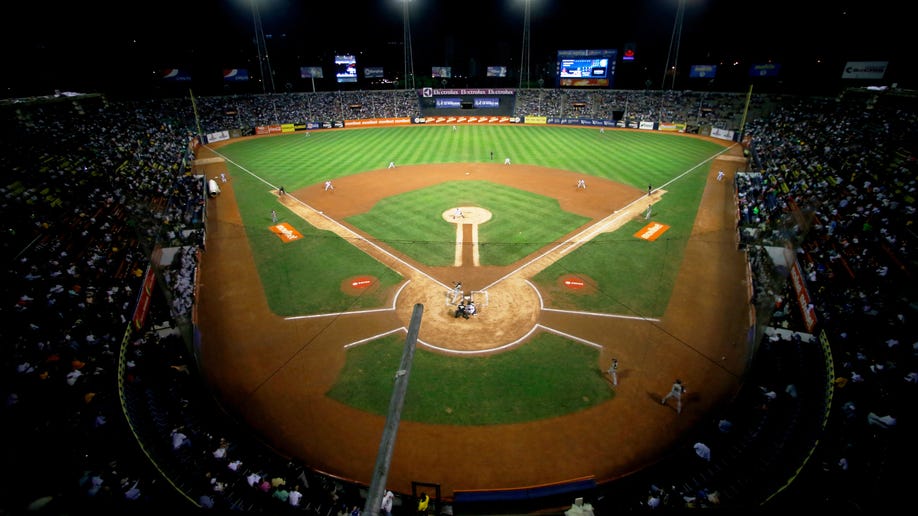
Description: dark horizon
xmin=2 ymin=0 xmax=914 ymax=98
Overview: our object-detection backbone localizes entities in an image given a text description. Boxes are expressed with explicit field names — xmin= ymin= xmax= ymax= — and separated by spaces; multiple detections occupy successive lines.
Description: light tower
xmin=661 ymin=0 xmax=686 ymax=91
xmin=402 ymin=0 xmax=416 ymax=91
xmin=659 ymin=0 xmax=686 ymax=122
xmin=519 ymin=0 xmax=531 ymax=89
xmin=251 ymin=0 xmax=275 ymax=93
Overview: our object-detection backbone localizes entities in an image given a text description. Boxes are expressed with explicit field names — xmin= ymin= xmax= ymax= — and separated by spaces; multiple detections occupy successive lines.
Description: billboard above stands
xmin=749 ymin=63 xmax=781 ymax=78
xmin=487 ymin=66 xmax=508 ymax=77
xmin=223 ymin=69 xmax=249 ymax=82
xmin=364 ymin=67 xmax=384 ymax=79
xmin=622 ymin=42 xmax=636 ymax=62
xmin=162 ymin=69 xmax=191 ymax=81
xmin=300 ymin=66 xmax=324 ymax=79
xmin=432 ymin=66 xmax=452 ymax=78
xmin=841 ymin=61 xmax=888 ymax=79
xmin=689 ymin=65 xmax=717 ymax=78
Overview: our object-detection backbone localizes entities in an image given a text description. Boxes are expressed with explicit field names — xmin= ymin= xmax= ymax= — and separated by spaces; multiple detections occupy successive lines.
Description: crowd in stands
xmin=613 ymin=89 xmax=918 ymax=511
xmin=188 ymin=88 xmax=770 ymax=136
xmin=1 ymin=87 xmax=915 ymax=514
xmin=193 ymin=90 xmax=419 ymax=133
xmin=512 ymin=89 xmax=779 ymax=132
xmin=735 ymin=92 xmax=916 ymax=509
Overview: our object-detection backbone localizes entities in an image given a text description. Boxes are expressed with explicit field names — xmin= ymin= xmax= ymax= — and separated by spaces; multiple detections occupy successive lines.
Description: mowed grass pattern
xmin=215 ymin=125 xmax=729 ymax=424
xmin=218 ymin=125 xmax=725 ymax=192
xmin=346 ymin=181 xmax=591 ymax=266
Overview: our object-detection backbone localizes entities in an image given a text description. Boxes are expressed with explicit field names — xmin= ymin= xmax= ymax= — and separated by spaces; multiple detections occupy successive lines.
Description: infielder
xmin=607 ymin=358 xmax=619 ymax=386
xmin=661 ymin=379 xmax=686 ymax=414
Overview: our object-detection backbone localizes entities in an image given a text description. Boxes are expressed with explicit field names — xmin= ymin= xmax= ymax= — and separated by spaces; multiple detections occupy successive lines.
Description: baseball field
xmin=193 ymin=124 xmax=753 ymax=497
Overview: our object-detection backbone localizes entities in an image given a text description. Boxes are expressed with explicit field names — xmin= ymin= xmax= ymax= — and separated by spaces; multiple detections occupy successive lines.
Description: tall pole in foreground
xmin=364 ymin=304 xmax=424 ymax=516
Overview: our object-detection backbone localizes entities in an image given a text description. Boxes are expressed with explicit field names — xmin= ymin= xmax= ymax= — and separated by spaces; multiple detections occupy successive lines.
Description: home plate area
xmin=445 ymin=288 xmax=489 ymax=318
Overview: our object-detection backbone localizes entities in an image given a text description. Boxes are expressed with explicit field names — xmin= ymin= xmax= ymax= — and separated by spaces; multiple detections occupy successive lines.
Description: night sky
xmin=1 ymin=0 xmax=913 ymax=97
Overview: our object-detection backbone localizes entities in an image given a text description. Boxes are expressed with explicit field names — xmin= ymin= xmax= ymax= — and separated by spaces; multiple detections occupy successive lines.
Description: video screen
xmin=335 ymin=55 xmax=357 ymax=83
xmin=432 ymin=66 xmax=452 ymax=78
xmin=556 ymin=49 xmax=617 ymax=87
xmin=560 ymin=59 xmax=608 ymax=79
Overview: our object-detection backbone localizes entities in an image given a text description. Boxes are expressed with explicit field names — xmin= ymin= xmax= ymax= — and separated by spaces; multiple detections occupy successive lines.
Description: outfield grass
xmin=216 ymin=125 xmax=728 ymax=424
xmin=220 ymin=125 xmax=724 ymax=192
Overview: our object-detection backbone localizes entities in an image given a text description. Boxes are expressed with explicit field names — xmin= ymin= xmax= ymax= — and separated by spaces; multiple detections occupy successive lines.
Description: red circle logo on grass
xmin=350 ymin=276 xmax=374 ymax=289
xmin=563 ymin=277 xmax=585 ymax=289
xmin=340 ymin=275 xmax=379 ymax=296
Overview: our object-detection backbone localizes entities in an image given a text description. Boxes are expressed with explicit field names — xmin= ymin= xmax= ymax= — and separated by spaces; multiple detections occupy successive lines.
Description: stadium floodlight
xmin=251 ymin=0 xmax=276 ymax=94
xmin=401 ymin=0 xmax=416 ymax=91
xmin=662 ymin=0 xmax=686 ymax=92
xmin=519 ymin=0 xmax=531 ymax=89
xmin=659 ymin=0 xmax=686 ymax=122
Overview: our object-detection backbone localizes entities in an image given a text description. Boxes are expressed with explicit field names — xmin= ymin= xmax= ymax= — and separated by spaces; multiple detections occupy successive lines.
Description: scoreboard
xmin=556 ymin=49 xmax=617 ymax=88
